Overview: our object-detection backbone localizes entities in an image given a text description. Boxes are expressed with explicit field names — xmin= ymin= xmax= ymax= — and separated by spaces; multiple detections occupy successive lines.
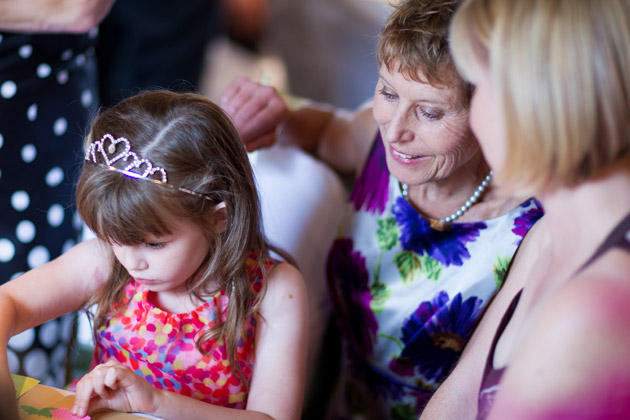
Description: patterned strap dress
xmin=325 ymin=134 xmax=544 ymax=420
xmin=91 ymin=253 xmax=278 ymax=409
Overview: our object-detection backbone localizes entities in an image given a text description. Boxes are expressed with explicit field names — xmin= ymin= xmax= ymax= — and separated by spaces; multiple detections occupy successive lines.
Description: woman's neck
xmin=406 ymin=154 xmax=493 ymax=220
xmin=537 ymin=157 xmax=630 ymax=271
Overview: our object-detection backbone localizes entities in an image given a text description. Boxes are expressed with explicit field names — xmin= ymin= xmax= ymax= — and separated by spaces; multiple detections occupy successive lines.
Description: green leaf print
xmin=494 ymin=254 xmax=512 ymax=287
xmin=20 ymin=405 xmax=54 ymax=418
xmin=376 ymin=217 xmax=400 ymax=251
xmin=420 ymin=255 xmax=442 ymax=281
xmin=370 ymin=217 xmax=398 ymax=312
xmin=370 ymin=279 xmax=391 ymax=314
xmin=391 ymin=403 xmax=417 ymax=420
xmin=394 ymin=250 xmax=424 ymax=284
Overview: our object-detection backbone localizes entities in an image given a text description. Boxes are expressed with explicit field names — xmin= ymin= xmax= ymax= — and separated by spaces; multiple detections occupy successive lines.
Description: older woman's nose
xmin=386 ymin=109 xmax=415 ymax=143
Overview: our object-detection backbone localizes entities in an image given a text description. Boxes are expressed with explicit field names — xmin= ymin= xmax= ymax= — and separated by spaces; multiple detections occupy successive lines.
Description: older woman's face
xmin=373 ymin=64 xmax=482 ymax=187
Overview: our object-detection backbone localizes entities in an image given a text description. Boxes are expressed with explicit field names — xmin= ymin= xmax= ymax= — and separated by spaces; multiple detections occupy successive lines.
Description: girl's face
xmin=372 ymin=64 xmax=483 ymax=186
xmin=469 ymin=66 xmax=505 ymax=174
xmin=111 ymin=218 xmax=210 ymax=300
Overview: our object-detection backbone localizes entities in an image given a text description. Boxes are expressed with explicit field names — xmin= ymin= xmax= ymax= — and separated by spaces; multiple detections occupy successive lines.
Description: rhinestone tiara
xmin=85 ymin=133 xmax=213 ymax=201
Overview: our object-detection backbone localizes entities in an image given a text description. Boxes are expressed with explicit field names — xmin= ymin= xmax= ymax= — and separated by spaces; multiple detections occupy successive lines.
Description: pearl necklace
xmin=400 ymin=171 xmax=493 ymax=224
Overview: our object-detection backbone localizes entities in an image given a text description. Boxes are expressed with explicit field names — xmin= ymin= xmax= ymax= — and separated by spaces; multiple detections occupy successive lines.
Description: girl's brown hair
xmin=76 ymin=90 xmax=293 ymax=384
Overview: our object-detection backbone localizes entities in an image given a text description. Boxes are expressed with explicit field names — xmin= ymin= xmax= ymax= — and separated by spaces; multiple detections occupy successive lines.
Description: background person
xmin=0 ymin=0 xmax=115 ymax=388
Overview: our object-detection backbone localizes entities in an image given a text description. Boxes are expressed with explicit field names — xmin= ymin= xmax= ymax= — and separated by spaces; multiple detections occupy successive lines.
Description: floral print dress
xmin=326 ymin=135 xmax=543 ymax=420
xmin=91 ymin=253 xmax=277 ymax=409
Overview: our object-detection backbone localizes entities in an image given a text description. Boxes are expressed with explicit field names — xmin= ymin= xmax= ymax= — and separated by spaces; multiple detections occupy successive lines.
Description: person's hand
xmin=220 ymin=76 xmax=288 ymax=152
xmin=72 ymin=360 xmax=159 ymax=417
xmin=0 ymin=0 xmax=116 ymax=33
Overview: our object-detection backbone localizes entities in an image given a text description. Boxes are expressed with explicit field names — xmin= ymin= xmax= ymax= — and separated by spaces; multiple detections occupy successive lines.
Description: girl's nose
xmin=116 ymin=246 xmax=148 ymax=271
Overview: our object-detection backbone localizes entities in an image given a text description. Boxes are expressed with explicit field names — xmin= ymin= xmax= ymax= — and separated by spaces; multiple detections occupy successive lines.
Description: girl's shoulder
xmin=256 ymin=260 xmax=306 ymax=325
xmin=246 ymin=252 xmax=304 ymax=300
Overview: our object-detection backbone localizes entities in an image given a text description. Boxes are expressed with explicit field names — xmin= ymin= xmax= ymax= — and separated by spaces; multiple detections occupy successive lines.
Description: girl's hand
xmin=72 ymin=360 xmax=159 ymax=417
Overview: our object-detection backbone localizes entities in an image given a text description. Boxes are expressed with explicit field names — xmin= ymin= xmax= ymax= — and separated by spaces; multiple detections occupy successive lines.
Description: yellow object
xmin=11 ymin=374 xmax=39 ymax=399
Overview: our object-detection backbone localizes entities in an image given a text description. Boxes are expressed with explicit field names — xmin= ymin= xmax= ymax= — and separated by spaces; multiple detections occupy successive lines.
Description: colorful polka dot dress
xmin=91 ymin=254 xmax=277 ymax=408
xmin=0 ymin=30 xmax=99 ymax=387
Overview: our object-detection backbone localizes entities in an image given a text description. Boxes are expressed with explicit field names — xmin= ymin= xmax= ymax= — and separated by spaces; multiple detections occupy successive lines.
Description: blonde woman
xmin=428 ymin=0 xmax=630 ymax=419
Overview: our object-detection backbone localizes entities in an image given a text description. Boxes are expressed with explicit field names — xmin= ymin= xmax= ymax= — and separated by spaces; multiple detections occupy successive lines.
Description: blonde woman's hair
xmin=76 ymin=90 xmax=294 ymax=385
xmin=377 ymin=0 xmax=472 ymax=106
xmin=450 ymin=0 xmax=630 ymax=192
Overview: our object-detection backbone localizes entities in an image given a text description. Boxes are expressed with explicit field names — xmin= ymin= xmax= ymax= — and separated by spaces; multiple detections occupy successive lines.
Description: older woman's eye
xmin=378 ymin=87 xmax=397 ymax=101
xmin=417 ymin=107 xmax=442 ymax=121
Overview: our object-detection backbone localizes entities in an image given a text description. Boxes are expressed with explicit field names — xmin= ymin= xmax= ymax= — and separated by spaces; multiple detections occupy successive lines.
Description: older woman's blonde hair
xmin=450 ymin=0 xmax=630 ymax=192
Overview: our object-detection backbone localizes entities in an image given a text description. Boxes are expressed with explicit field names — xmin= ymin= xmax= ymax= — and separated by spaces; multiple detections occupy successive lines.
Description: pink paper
xmin=51 ymin=407 xmax=91 ymax=420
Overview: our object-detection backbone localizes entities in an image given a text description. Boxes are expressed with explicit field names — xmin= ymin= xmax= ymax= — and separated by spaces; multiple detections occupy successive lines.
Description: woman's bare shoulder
xmin=496 ymin=252 xmax=630 ymax=413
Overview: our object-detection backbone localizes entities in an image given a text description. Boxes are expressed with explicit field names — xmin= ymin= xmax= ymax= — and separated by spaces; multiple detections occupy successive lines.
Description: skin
xmin=467 ymin=68 xmax=505 ymax=176
xmin=0 ymin=0 xmax=116 ymax=33
xmin=427 ymin=65 xmax=630 ymax=419
xmin=486 ymin=167 xmax=630 ymax=420
xmin=109 ymin=218 xmax=212 ymax=313
xmin=0 ymin=210 xmax=308 ymax=420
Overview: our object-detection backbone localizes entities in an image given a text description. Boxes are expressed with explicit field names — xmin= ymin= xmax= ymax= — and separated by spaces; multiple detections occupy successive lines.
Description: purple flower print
xmin=392 ymin=197 xmax=487 ymax=266
xmin=512 ymin=199 xmax=544 ymax=244
xmin=327 ymin=238 xmax=379 ymax=356
xmin=349 ymin=134 xmax=390 ymax=215
xmin=389 ymin=291 xmax=483 ymax=383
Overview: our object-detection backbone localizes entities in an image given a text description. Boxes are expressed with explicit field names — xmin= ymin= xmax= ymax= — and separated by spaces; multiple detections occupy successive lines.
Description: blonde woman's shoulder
xmin=492 ymin=249 xmax=630 ymax=416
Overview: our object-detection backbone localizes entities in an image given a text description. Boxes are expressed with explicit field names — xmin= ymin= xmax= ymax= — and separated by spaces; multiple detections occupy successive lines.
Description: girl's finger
xmin=72 ymin=376 xmax=95 ymax=417
xmin=103 ymin=365 xmax=120 ymax=390
xmin=90 ymin=368 xmax=109 ymax=398
xmin=86 ymin=395 xmax=111 ymax=415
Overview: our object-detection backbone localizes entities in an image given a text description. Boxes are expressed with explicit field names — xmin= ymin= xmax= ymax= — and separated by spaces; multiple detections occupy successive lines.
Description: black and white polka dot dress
xmin=0 ymin=30 xmax=98 ymax=387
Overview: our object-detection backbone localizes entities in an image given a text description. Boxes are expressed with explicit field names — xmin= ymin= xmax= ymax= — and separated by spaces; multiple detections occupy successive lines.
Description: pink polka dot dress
xmin=92 ymin=253 xmax=278 ymax=408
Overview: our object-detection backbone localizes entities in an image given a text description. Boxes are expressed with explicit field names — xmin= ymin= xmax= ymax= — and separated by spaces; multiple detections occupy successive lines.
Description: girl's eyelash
xmin=145 ymin=242 xmax=165 ymax=249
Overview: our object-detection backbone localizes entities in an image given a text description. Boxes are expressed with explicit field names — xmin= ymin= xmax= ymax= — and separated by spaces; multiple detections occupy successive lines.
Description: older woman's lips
xmin=391 ymin=146 xmax=425 ymax=165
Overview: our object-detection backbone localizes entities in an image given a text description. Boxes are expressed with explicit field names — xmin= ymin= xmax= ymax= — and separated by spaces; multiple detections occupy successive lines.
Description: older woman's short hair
xmin=451 ymin=0 xmax=630 ymax=192
xmin=377 ymin=0 xmax=472 ymax=107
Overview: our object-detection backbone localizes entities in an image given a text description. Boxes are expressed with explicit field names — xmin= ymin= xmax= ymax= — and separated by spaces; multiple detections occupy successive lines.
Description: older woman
xmin=221 ymin=1 xmax=542 ymax=419
xmin=440 ymin=0 xmax=630 ymax=419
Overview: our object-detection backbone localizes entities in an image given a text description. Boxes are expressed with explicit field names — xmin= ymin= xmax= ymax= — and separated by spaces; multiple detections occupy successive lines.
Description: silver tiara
xmin=85 ymin=133 xmax=213 ymax=201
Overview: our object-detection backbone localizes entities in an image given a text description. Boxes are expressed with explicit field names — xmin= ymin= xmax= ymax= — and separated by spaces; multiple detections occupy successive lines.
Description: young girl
xmin=0 ymin=90 xmax=308 ymax=420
